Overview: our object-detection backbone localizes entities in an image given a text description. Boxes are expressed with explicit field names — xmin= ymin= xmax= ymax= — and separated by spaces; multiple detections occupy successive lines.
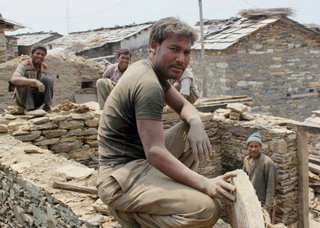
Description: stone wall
xmin=164 ymin=108 xmax=300 ymax=226
xmin=191 ymin=18 xmax=320 ymax=121
xmin=3 ymin=106 xmax=100 ymax=169
xmin=0 ymin=134 xmax=120 ymax=228
xmin=5 ymin=35 xmax=18 ymax=61
xmin=217 ymin=115 xmax=298 ymax=225
xmin=0 ymin=28 xmax=7 ymax=63
xmin=0 ymin=104 xmax=303 ymax=226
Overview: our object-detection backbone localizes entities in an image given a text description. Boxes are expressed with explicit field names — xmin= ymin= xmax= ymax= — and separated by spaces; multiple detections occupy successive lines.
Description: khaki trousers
xmin=14 ymin=75 xmax=54 ymax=110
xmin=97 ymin=122 xmax=221 ymax=228
xmin=96 ymin=78 xmax=115 ymax=110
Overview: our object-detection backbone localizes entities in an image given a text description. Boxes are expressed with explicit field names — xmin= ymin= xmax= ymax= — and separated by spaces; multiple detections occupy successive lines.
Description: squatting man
xmin=97 ymin=17 xmax=237 ymax=227
xmin=10 ymin=44 xmax=54 ymax=113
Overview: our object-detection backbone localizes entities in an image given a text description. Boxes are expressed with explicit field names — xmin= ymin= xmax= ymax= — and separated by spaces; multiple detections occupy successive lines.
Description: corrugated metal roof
xmin=15 ymin=33 xmax=59 ymax=46
xmin=50 ymin=23 xmax=153 ymax=52
xmin=193 ymin=18 xmax=278 ymax=50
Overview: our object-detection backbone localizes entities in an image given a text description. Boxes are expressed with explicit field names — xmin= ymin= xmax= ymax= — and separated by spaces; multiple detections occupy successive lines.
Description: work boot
xmin=43 ymin=105 xmax=51 ymax=113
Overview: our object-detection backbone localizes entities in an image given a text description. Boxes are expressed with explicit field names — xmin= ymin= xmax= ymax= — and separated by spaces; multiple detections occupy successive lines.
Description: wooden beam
xmin=309 ymin=163 xmax=320 ymax=175
xmin=296 ymin=127 xmax=309 ymax=228
xmin=309 ymin=155 xmax=320 ymax=166
xmin=53 ymin=181 xmax=97 ymax=195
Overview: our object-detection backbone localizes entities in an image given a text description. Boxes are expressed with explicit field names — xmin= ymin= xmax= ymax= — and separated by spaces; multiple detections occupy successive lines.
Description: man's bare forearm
xmin=11 ymin=77 xmax=37 ymax=87
xmin=179 ymin=101 xmax=201 ymax=125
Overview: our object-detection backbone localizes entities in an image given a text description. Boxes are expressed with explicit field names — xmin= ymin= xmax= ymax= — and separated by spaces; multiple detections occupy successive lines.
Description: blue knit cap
xmin=246 ymin=132 xmax=262 ymax=146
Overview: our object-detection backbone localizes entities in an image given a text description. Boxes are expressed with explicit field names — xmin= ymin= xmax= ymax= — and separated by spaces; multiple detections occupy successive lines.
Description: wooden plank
xmin=297 ymin=127 xmax=310 ymax=228
xmin=197 ymin=95 xmax=249 ymax=102
xmin=53 ymin=181 xmax=98 ymax=195
xmin=197 ymin=104 xmax=227 ymax=113
xmin=309 ymin=156 xmax=320 ymax=166
xmin=309 ymin=163 xmax=320 ymax=175
xmin=199 ymin=98 xmax=253 ymax=106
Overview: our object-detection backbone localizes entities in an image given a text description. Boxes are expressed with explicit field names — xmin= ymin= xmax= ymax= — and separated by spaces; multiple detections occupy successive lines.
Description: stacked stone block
xmin=0 ymin=28 xmax=7 ymax=63
xmin=8 ymin=111 xmax=100 ymax=169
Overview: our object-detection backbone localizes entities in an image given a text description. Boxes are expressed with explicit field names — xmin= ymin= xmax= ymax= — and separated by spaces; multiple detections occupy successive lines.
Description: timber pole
xmin=198 ymin=0 xmax=207 ymax=97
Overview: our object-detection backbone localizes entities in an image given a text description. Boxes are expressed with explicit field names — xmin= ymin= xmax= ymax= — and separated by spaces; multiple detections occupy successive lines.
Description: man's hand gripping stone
xmin=185 ymin=118 xmax=237 ymax=202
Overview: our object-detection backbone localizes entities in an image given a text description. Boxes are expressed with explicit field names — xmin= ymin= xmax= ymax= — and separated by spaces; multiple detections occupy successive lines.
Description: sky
xmin=1 ymin=0 xmax=319 ymax=35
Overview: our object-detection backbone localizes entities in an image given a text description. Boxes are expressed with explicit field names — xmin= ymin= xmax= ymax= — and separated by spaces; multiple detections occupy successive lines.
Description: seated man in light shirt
xmin=164 ymin=68 xmax=200 ymax=113
xmin=96 ymin=48 xmax=131 ymax=110
xmin=172 ymin=68 xmax=199 ymax=104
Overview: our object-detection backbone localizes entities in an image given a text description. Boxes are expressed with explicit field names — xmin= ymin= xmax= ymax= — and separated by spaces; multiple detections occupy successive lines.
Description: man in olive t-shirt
xmin=97 ymin=17 xmax=237 ymax=228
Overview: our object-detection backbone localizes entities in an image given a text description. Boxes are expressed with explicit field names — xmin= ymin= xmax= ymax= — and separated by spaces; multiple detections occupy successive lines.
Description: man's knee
xmin=40 ymin=75 xmax=54 ymax=86
xmin=96 ymin=78 xmax=104 ymax=89
xmin=192 ymin=194 xmax=221 ymax=221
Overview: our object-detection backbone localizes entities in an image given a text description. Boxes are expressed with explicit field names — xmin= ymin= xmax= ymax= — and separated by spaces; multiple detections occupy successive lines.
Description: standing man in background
xmin=243 ymin=132 xmax=278 ymax=213
xmin=10 ymin=44 xmax=54 ymax=113
xmin=96 ymin=48 xmax=131 ymax=110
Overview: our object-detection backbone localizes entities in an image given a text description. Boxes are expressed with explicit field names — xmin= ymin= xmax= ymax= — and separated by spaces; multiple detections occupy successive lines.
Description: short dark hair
xmin=117 ymin=48 xmax=132 ymax=58
xmin=149 ymin=17 xmax=198 ymax=46
xmin=31 ymin=44 xmax=47 ymax=56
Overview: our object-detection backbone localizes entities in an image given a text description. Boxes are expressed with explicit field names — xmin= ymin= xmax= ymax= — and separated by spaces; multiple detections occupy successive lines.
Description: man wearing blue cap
xmin=243 ymin=132 xmax=278 ymax=213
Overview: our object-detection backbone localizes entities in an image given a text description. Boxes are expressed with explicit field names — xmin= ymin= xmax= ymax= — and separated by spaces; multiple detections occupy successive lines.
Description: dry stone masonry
xmin=165 ymin=104 xmax=300 ymax=226
xmin=0 ymin=102 xmax=307 ymax=227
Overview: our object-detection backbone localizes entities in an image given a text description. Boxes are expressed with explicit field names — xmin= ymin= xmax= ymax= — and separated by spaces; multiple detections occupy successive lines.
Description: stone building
xmin=5 ymin=35 xmax=19 ymax=61
xmin=13 ymin=32 xmax=62 ymax=55
xmin=0 ymin=13 xmax=23 ymax=63
xmin=191 ymin=8 xmax=320 ymax=121
xmin=49 ymin=22 xmax=153 ymax=65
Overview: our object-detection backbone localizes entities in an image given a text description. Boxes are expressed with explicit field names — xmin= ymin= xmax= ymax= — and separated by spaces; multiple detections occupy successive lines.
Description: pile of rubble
xmin=52 ymin=100 xmax=93 ymax=113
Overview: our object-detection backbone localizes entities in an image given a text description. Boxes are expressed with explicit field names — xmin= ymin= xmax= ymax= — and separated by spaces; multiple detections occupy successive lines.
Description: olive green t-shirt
xmin=98 ymin=58 xmax=171 ymax=166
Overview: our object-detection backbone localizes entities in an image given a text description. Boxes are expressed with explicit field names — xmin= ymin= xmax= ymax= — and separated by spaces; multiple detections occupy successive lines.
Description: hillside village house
xmin=0 ymin=13 xmax=23 ymax=63
xmin=191 ymin=8 xmax=320 ymax=121
xmin=14 ymin=32 xmax=62 ymax=56
xmin=49 ymin=22 xmax=153 ymax=65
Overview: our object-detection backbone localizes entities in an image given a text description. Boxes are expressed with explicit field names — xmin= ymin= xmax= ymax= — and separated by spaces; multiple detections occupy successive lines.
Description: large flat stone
xmin=55 ymin=164 xmax=94 ymax=180
xmin=230 ymin=169 xmax=265 ymax=228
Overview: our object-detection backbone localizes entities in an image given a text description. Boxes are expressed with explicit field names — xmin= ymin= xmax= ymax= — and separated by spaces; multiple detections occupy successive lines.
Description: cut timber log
xmin=196 ymin=96 xmax=254 ymax=113
xmin=197 ymin=104 xmax=227 ymax=113
xmin=309 ymin=156 xmax=320 ymax=166
xmin=309 ymin=163 xmax=320 ymax=175
xmin=230 ymin=169 xmax=265 ymax=228
xmin=197 ymin=95 xmax=249 ymax=103
xmin=309 ymin=171 xmax=320 ymax=182
xmin=53 ymin=181 xmax=98 ymax=195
